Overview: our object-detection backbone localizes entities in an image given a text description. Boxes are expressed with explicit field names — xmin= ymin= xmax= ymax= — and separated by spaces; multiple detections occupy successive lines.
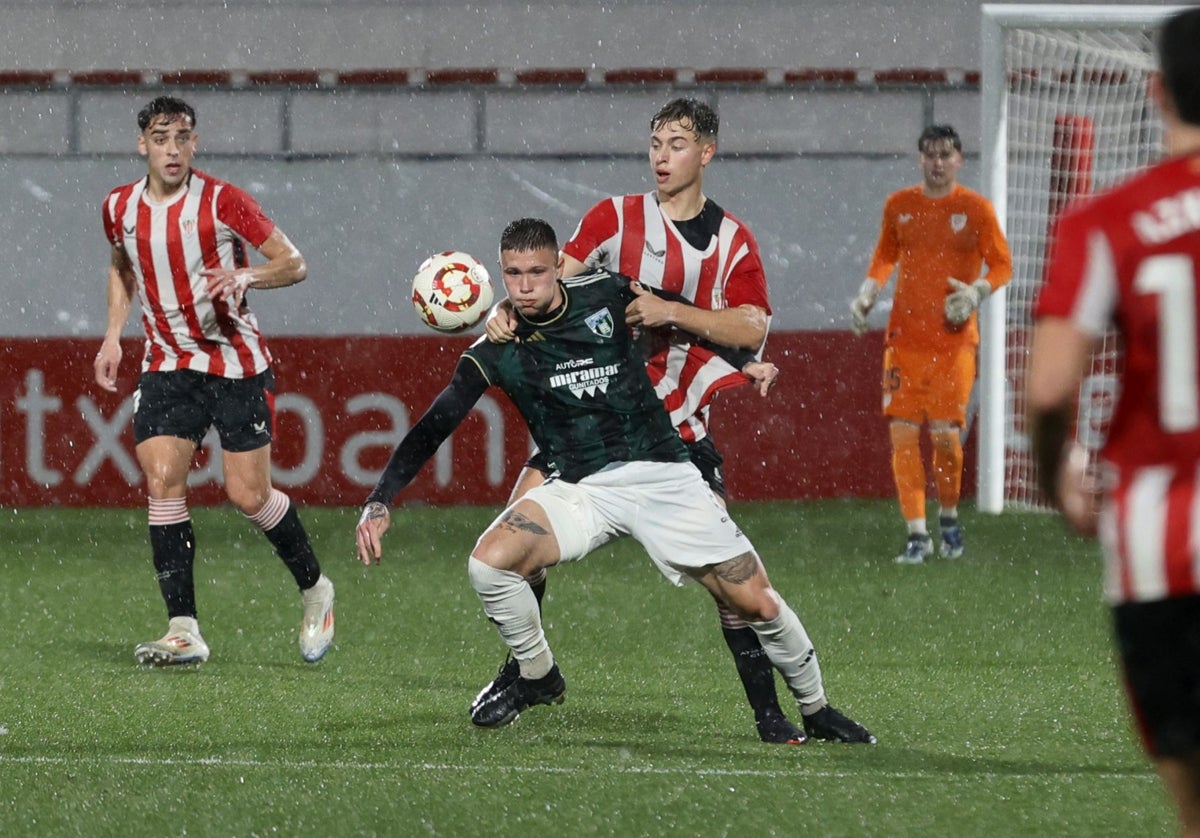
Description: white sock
xmin=467 ymin=557 xmax=553 ymax=679
xmin=746 ymin=594 xmax=826 ymax=711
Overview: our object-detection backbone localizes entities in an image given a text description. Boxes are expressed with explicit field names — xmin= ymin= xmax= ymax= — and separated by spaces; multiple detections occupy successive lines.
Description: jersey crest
xmin=585 ymin=308 xmax=614 ymax=338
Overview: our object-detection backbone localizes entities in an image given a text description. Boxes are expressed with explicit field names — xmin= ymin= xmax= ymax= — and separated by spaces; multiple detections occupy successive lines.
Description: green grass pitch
xmin=0 ymin=501 xmax=1173 ymax=836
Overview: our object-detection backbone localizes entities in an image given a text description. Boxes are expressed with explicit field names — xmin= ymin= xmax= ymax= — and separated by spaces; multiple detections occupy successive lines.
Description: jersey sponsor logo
xmin=549 ymin=363 xmax=619 ymax=399
xmin=555 ymin=358 xmax=594 ymax=370
xmin=644 ymin=240 xmax=666 ymax=260
xmin=253 ymin=420 xmax=268 ymax=435
xmin=951 ymin=213 xmax=967 ymax=233
xmin=525 ymin=332 xmax=545 ymax=342
xmin=585 ymin=308 xmax=614 ymax=338
xmin=123 ymin=224 xmax=136 ymax=236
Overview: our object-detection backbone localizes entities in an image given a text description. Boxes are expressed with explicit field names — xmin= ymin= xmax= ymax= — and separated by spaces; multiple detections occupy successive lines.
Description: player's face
xmin=919 ymin=138 xmax=962 ymax=196
xmin=649 ymin=119 xmax=715 ymax=199
xmin=500 ymin=246 xmax=563 ymax=317
xmin=137 ymin=113 xmax=197 ymax=197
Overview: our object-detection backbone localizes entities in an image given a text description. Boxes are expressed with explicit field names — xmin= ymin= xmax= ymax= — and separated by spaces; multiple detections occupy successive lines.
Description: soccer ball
xmin=411 ymin=251 xmax=494 ymax=333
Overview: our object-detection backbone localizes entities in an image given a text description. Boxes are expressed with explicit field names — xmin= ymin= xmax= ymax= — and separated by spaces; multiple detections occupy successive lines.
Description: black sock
xmin=149 ymin=520 xmax=197 ymax=619
xmin=262 ymin=503 xmax=321 ymax=591
xmin=721 ymin=625 xmax=784 ymax=717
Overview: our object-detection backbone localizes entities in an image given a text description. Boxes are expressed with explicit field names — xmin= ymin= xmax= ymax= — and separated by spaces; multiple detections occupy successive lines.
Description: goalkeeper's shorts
xmin=881 ymin=344 xmax=974 ymax=426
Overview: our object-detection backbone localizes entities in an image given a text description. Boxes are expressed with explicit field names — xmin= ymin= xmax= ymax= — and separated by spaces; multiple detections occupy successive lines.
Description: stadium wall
xmin=4 ymin=0 xmax=1086 ymax=503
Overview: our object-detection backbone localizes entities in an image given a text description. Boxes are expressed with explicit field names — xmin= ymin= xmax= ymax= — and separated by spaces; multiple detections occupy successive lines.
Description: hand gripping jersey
xmin=466 ymin=270 xmax=690 ymax=481
xmin=562 ymin=194 xmax=772 ymax=443
xmin=867 ymin=183 xmax=1012 ymax=354
xmin=1036 ymin=153 xmax=1200 ymax=604
xmin=101 ymin=168 xmax=277 ymax=379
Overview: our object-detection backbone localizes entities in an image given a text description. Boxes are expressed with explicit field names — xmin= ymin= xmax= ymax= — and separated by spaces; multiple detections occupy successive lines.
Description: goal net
xmin=977 ymin=4 xmax=1181 ymax=512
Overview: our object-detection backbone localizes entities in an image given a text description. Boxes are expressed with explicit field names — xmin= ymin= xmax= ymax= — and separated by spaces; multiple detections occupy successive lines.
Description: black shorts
xmin=523 ymin=436 xmax=727 ymax=499
xmin=133 ymin=369 xmax=275 ymax=452
xmin=1113 ymin=594 xmax=1200 ymax=758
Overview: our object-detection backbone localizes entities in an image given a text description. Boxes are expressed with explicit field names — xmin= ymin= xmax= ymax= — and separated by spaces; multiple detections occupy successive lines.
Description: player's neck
xmin=656 ymin=187 xmax=706 ymax=222
xmin=1165 ymin=123 xmax=1200 ymax=157
xmin=145 ymin=172 xmax=190 ymax=203
xmin=922 ymin=181 xmax=956 ymax=200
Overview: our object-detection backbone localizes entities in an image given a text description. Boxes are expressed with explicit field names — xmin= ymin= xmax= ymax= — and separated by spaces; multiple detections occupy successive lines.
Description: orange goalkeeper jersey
xmin=866 ymin=183 xmax=1012 ymax=353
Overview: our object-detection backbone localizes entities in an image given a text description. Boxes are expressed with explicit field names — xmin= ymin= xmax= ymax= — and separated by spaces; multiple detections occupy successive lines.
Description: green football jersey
xmin=464 ymin=270 xmax=689 ymax=482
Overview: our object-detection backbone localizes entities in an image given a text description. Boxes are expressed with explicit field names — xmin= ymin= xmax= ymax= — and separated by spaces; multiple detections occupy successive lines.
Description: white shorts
xmin=521 ymin=460 xmax=755 ymax=586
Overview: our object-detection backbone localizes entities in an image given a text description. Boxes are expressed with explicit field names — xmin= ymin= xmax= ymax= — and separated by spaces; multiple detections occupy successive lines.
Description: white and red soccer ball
xmin=411 ymin=251 xmax=494 ymax=333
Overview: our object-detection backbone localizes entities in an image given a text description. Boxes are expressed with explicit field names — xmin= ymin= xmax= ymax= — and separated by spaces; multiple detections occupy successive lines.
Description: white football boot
xmin=134 ymin=616 xmax=210 ymax=666
xmin=299 ymin=574 xmax=335 ymax=662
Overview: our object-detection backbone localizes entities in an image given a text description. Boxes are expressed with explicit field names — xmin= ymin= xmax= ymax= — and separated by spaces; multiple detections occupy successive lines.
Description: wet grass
xmin=0 ymin=501 xmax=1171 ymax=836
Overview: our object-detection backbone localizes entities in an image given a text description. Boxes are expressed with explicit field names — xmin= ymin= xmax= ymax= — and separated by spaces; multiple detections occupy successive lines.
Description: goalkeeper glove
xmin=850 ymin=280 xmax=880 ymax=336
xmin=944 ymin=277 xmax=991 ymax=326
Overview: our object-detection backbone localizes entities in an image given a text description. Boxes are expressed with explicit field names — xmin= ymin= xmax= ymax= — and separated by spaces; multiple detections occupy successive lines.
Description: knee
xmin=722 ymin=585 xmax=781 ymax=624
xmin=228 ymin=485 xmax=271 ymax=517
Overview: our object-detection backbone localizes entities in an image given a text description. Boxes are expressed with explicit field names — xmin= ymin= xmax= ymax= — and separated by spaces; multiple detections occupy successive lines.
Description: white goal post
xmin=977 ymin=4 xmax=1184 ymax=512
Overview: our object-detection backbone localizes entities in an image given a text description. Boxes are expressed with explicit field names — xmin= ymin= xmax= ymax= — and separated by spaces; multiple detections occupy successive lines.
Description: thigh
xmin=133 ymin=371 xmax=211 ymax=447
xmin=211 ymin=370 xmax=276 ymax=453
xmin=925 ymin=347 xmax=975 ymax=426
xmin=882 ymin=344 xmax=928 ymax=423
xmin=615 ymin=462 xmax=754 ymax=577
xmin=135 ymin=435 xmax=198 ymax=497
xmin=474 ymin=497 xmax=566 ymax=578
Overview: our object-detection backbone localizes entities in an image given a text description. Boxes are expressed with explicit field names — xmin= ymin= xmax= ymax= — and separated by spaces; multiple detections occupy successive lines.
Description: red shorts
xmin=881 ymin=344 xmax=975 ymax=426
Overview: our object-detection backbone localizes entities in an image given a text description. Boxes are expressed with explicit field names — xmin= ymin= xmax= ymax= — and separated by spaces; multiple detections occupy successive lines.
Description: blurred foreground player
xmin=1028 ymin=8 xmax=1200 ymax=834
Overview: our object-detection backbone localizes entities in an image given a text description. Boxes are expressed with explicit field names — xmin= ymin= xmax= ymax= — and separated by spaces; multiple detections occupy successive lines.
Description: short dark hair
xmin=918 ymin=124 xmax=962 ymax=153
xmin=1158 ymin=7 xmax=1200 ymax=126
xmin=651 ymin=97 xmax=718 ymax=142
xmin=137 ymin=96 xmax=196 ymax=132
xmin=500 ymin=218 xmax=558 ymax=254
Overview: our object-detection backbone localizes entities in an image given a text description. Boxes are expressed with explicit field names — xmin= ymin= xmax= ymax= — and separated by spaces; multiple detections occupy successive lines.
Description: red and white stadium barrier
xmin=0 ymin=333 xmax=975 ymax=507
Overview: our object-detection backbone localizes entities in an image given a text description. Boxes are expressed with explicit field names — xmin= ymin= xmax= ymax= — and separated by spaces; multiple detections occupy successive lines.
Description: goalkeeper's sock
xmin=930 ymin=427 xmax=964 ymax=510
xmin=717 ymin=604 xmax=784 ymax=716
xmin=889 ymin=421 xmax=926 ymax=522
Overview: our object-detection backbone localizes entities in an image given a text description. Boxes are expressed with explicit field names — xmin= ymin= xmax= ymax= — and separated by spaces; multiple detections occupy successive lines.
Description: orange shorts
xmin=881 ymin=344 xmax=976 ymax=426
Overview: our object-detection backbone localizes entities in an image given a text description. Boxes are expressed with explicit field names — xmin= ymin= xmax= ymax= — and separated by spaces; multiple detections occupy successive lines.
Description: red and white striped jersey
xmin=562 ymin=193 xmax=771 ymax=442
xmin=101 ymin=168 xmax=276 ymax=379
xmin=1036 ymin=153 xmax=1200 ymax=603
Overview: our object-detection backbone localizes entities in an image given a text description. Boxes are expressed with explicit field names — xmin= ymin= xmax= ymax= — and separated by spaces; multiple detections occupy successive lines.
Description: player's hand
xmin=355 ymin=501 xmax=391 ymax=565
xmin=625 ymin=282 xmax=675 ymax=329
xmin=93 ymin=340 xmax=122 ymax=392
xmin=742 ymin=360 xmax=779 ymax=396
xmin=944 ymin=277 xmax=990 ymax=326
xmin=1057 ymin=443 xmax=1102 ymax=538
xmin=484 ymin=299 xmax=519 ymax=343
xmin=202 ymin=268 xmax=254 ymax=309
xmin=850 ymin=280 xmax=879 ymax=336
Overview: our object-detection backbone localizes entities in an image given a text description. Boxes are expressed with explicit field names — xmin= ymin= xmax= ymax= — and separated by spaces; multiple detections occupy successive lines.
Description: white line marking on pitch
xmin=0 ymin=754 xmax=1155 ymax=782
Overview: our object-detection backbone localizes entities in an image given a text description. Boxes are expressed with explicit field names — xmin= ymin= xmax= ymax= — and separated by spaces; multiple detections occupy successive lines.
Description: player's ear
xmin=1148 ymin=72 xmax=1175 ymax=122
xmin=137 ymin=133 xmax=149 ymax=158
xmin=555 ymin=251 xmax=565 ymax=278
xmin=700 ymin=141 xmax=717 ymax=166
